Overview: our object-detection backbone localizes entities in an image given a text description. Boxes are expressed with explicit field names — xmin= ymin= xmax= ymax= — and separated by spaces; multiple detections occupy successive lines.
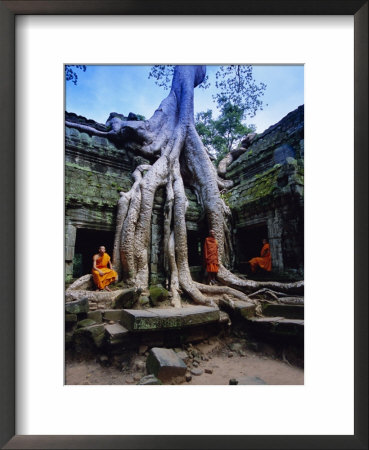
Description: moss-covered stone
xmin=87 ymin=310 xmax=103 ymax=323
xmin=65 ymin=162 xmax=132 ymax=213
xmin=77 ymin=318 xmax=97 ymax=328
xmin=65 ymin=297 xmax=89 ymax=314
xmin=65 ymin=313 xmax=77 ymax=323
xmin=139 ymin=296 xmax=150 ymax=306
xmin=149 ymin=285 xmax=169 ymax=305
xmin=228 ymin=165 xmax=281 ymax=211
xmin=73 ymin=324 xmax=106 ymax=351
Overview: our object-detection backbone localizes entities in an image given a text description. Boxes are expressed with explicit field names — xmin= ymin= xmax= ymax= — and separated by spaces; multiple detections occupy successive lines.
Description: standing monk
xmin=204 ymin=229 xmax=219 ymax=285
xmin=249 ymin=238 xmax=272 ymax=273
xmin=92 ymin=246 xmax=118 ymax=291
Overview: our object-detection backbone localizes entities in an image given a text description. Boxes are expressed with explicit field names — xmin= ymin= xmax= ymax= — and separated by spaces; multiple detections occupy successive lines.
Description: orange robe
xmin=249 ymin=243 xmax=272 ymax=272
xmin=92 ymin=253 xmax=118 ymax=290
xmin=204 ymin=237 xmax=219 ymax=273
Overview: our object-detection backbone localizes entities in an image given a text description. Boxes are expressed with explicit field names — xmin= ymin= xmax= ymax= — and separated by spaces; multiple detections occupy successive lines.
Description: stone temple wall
xmin=225 ymin=105 xmax=304 ymax=276
xmin=65 ymin=105 xmax=304 ymax=283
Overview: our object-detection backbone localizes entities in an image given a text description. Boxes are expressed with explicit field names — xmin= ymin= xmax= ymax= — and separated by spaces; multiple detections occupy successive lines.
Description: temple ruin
xmin=65 ymin=105 xmax=304 ymax=284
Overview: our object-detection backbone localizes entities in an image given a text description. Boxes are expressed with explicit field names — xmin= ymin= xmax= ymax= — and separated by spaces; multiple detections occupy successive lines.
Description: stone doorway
xmin=187 ymin=230 xmax=204 ymax=266
xmin=235 ymin=223 xmax=268 ymax=271
xmin=73 ymin=228 xmax=115 ymax=278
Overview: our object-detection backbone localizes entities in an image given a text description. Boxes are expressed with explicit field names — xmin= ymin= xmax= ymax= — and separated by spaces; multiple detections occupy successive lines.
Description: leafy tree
xmin=213 ymin=65 xmax=266 ymax=117
xmin=65 ymin=65 xmax=86 ymax=85
xmin=148 ymin=65 xmax=209 ymax=90
xmin=196 ymin=103 xmax=256 ymax=163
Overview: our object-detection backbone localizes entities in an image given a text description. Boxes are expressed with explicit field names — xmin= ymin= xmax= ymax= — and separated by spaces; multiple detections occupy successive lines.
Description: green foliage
xmin=195 ymin=102 xmax=256 ymax=163
xmin=135 ymin=114 xmax=146 ymax=121
xmin=214 ymin=66 xmax=267 ymax=118
xmin=65 ymin=65 xmax=86 ymax=85
xmin=148 ymin=65 xmax=174 ymax=90
xmin=148 ymin=65 xmax=209 ymax=90
xmin=220 ymin=190 xmax=232 ymax=206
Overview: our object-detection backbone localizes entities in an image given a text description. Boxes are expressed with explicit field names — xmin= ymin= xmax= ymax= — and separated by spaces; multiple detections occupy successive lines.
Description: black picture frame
xmin=0 ymin=1 xmax=367 ymax=449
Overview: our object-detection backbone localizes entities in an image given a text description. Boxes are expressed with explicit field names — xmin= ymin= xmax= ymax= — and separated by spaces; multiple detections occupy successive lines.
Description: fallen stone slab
xmin=120 ymin=306 xmax=220 ymax=332
xmin=137 ymin=374 xmax=162 ymax=385
xmin=190 ymin=368 xmax=203 ymax=376
xmin=146 ymin=348 xmax=187 ymax=382
xmin=176 ymin=351 xmax=189 ymax=364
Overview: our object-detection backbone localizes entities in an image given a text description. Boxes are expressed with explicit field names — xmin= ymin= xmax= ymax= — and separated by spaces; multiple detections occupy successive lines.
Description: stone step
xmin=103 ymin=309 xmax=124 ymax=322
xmin=218 ymin=298 xmax=256 ymax=319
xmin=105 ymin=323 xmax=129 ymax=345
xmin=261 ymin=303 xmax=304 ymax=319
xmin=233 ymin=300 xmax=257 ymax=319
xmin=245 ymin=316 xmax=304 ymax=339
xmin=120 ymin=306 xmax=220 ymax=332
xmin=249 ymin=317 xmax=304 ymax=325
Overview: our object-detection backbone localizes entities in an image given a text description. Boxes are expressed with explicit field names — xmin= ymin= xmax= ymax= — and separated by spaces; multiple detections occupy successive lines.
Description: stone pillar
xmin=65 ymin=222 xmax=77 ymax=281
xmin=150 ymin=188 xmax=165 ymax=286
xmin=267 ymin=210 xmax=284 ymax=272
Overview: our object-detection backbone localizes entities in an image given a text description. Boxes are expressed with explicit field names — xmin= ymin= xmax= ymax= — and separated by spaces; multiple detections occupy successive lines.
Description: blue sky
xmin=66 ymin=65 xmax=304 ymax=134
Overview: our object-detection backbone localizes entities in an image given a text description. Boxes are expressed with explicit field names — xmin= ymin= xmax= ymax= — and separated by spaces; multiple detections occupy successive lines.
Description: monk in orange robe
xmin=204 ymin=229 xmax=219 ymax=285
xmin=249 ymin=239 xmax=272 ymax=273
xmin=92 ymin=246 xmax=118 ymax=291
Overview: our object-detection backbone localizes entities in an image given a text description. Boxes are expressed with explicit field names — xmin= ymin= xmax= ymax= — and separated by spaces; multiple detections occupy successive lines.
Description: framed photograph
xmin=1 ymin=1 xmax=367 ymax=449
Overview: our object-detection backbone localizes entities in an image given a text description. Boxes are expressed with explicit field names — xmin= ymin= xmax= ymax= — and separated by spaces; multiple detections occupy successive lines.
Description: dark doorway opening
xmin=73 ymin=228 xmax=115 ymax=277
xmin=235 ymin=223 xmax=268 ymax=271
xmin=187 ymin=230 xmax=203 ymax=266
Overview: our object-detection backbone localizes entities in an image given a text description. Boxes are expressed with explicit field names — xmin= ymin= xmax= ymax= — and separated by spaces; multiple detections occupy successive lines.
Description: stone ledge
xmin=120 ymin=306 xmax=220 ymax=332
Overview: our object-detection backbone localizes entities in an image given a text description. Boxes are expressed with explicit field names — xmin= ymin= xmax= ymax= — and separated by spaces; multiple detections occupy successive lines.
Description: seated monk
xmin=249 ymin=238 xmax=272 ymax=273
xmin=92 ymin=246 xmax=118 ymax=291
xmin=204 ymin=229 xmax=219 ymax=285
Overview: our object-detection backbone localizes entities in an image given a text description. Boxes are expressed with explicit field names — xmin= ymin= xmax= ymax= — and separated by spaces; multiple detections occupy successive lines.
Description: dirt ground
xmin=65 ymin=334 xmax=303 ymax=386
